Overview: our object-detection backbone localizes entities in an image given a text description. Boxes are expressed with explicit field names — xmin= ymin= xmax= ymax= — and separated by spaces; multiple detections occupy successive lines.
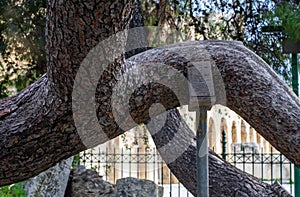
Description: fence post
xmin=221 ymin=130 xmax=227 ymax=161
xmin=271 ymin=147 xmax=273 ymax=183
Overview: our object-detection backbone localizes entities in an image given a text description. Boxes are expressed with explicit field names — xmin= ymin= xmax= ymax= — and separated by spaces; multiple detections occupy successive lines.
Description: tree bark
xmin=0 ymin=0 xmax=135 ymax=186
xmin=0 ymin=0 xmax=299 ymax=190
xmin=146 ymin=108 xmax=292 ymax=197
xmin=123 ymin=40 xmax=300 ymax=166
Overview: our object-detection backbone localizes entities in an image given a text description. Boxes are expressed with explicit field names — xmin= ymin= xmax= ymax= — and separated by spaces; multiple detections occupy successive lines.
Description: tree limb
xmin=0 ymin=0 xmax=299 ymax=187
xmin=146 ymin=108 xmax=292 ymax=196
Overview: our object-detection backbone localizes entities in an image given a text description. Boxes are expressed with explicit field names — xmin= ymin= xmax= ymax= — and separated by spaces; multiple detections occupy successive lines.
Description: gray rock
xmin=65 ymin=166 xmax=115 ymax=197
xmin=66 ymin=167 xmax=163 ymax=197
xmin=23 ymin=157 xmax=73 ymax=197
xmin=113 ymin=177 xmax=164 ymax=197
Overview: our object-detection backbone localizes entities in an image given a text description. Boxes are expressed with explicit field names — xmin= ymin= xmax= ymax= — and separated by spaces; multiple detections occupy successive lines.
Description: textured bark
xmin=124 ymin=40 xmax=300 ymax=166
xmin=0 ymin=0 xmax=299 ymax=190
xmin=0 ymin=0 xmax=135 ymax=186
xmin=147 ymin=109 xmax=292 ymax=197
xmin=1 ymin=41 xmax=299 ymax=187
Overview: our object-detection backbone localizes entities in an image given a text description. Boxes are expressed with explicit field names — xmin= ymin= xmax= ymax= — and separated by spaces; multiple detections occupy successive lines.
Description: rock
xmin=114 ymin=177 xmax=164 ymax=197
xmin=23 ymin=157 xmax=73 ymax=197
xmin=65 ymin=167 xmax=163 ymax=197
xmin=65 ymin=166 xmax=115 ymax=197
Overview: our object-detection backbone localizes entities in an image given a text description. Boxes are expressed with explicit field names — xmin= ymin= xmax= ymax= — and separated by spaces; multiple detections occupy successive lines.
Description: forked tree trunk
xmin=0 ymin=1 xmax=299 ymax=193
xmin=0 ymin=0 xmax=135 ymax=186
xmin=147 ymin=109 xmax=292 ymax=196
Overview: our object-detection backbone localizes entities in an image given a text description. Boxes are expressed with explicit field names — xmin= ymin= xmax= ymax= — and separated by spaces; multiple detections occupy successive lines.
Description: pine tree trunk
xmin=0 ymin=0 xmax=299 ymax=191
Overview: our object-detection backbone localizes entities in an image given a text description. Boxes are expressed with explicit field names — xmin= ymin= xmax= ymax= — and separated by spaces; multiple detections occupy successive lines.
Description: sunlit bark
xmin=0 ymin=1 xmax=299 ymax=193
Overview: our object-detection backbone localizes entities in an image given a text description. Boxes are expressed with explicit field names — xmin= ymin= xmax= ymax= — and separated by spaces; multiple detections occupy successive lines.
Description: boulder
xmin=23 ymin=157 xmax=73 ymax=197
xmin=65 ymin=166 xmax=114 ymax=197
xmin=114 ymin=177 xmax=164 ymax=197
xmin=65 ymin=166 xmax=163 ymax=197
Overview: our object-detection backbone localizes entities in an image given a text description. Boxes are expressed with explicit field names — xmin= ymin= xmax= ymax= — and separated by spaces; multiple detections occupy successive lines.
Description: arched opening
xmin=264 ymin=139 xmax=269 ymax=153
xmin=208 ymin=117 xmax=217 ymax=151
xmin=231 ymin=121 xmax=237 ymax=143
xmin=241 ymin=120 xmax=247 ymax=142
xmin=256 ymin=133 xmax=262 ymax=152
xmin=249 ymin=127 xmax=254 ymax=142
xmin=256 ymin=133 xmax=261 ymax=144
xmin=220 ymin=117 xmax=229 ymax=153
xmin=220 ymin=118 xmax=228 ymax=133
xmin=269 ymin=143 xmax=274 ymax=152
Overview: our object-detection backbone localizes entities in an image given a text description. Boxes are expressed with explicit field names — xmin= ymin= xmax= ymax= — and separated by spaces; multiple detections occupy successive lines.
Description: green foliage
xmin=119 ymin=125 xmax=151 ymax=150
xmin=0 ymin=74 xmax=11 ymax=98
xmin=0 ymin=0 xmax=296 ymax=95
xmin=0 ymin=0 xmax=46 ymax=96
xmin=72 ymin=154 xmax=81 ymax=168
xmin=0 ymin=182 xmax=26 ymax=197
xmin=0 ymin=0 xmax=46 ymax=67
xmin=141 ymin=0 xmax=292 ymax=81
xmin=265 ymin=2 xmax=300 ymax=41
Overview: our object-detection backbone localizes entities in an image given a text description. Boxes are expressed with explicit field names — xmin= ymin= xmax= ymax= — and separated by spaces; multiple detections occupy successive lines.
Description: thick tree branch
xmin=146 ymin=108 xmax=292 ymax=197
xmin=124 ymin=40 xmax=300 ymax=166
xmin=0 ymin=0 xmax=136 ymax=186
xmin=0 ymin=40 xmax=299 ymax=187
xmin=0 ymin=0 xmax=299 ymax=188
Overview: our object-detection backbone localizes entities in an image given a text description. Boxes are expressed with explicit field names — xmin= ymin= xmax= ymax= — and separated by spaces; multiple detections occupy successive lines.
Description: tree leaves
xmin=0 ymin=0 xmax=46 ymax=96
xmin=140 ymin=0 xmax=292 ymax=81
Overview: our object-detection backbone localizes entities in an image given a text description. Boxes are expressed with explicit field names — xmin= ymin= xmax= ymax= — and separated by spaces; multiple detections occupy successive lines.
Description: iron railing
xmin=79 ymin=146 xmax=295 ymax=196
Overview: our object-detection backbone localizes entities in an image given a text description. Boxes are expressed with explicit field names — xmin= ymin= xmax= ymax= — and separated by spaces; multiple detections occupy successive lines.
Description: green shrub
xmin=0 ymin=182 xmax=26 ymax=197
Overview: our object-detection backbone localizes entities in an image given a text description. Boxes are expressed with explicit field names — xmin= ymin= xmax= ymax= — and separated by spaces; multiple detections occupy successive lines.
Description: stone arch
xmin=264 ymin=139 xmax=269 ymax=153
xmin=220 ymin=117 xmax=228 ymax=132
xmin=269 ymin=143 xmax=274 ymax=152
xmin=241 ymin=120 xmax=247 ymax=142
xmin=249 ymin=127 xmax=254 ymax=142
xmin=231 ymin=121 xmax=237 ymax=143
xmin=220 ymin=117 xmax=229 ymax=153
xmin=256 ymin=132 xmax=261 ymax=146
xmin=208 ymin=117 xmax=217 ymax=151
xmin=256 ymin=132 xmax=263 ymax=152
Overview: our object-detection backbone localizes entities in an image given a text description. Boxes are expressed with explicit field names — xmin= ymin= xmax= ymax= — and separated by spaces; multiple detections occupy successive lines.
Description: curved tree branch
xmin=146 ymin=108 xmax=292 ymax=196
xmin=0 ymin=0 xmax=299 ymax=189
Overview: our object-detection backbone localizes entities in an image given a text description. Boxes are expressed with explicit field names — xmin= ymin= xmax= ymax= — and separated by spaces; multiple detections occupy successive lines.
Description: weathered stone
xmin=114 ymin=177 xmax=164 ymax=197
xmin=23 ymin=157 xmax=73 ymax=197
xmin=65 ymin=166 xmax=115 ymax=197
xmin=65 ymin=167 xmax=163 ymax=197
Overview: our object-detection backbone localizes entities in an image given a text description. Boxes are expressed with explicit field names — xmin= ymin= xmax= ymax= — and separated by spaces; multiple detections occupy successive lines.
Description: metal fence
xmin=79 ymin=146 xmax=295 ymax=196
xmin=225 ymin=148 xmax=294 ymax=194
xmin=80 ymin=147 xmax=193 ymax=197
